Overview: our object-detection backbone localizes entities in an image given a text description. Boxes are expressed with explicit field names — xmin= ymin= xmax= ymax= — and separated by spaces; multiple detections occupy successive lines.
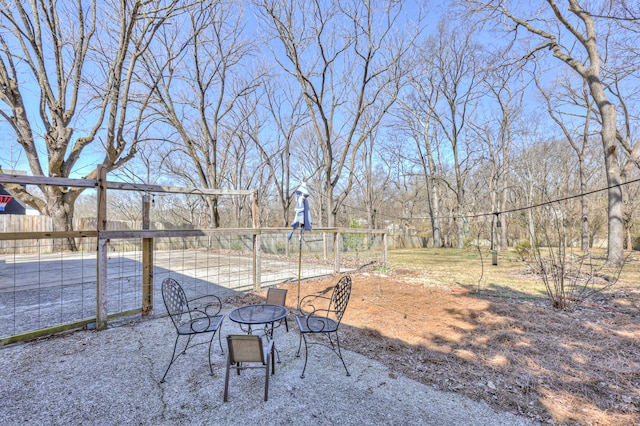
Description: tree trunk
xmin=208 ymin=197 xmax=220 ymax=228
xmin=500 ymin=145 xmax=510 ymax=250
xmin=594 ymin=97 xmax=623 ymax=265
xmin=456 ymin=188 xmax=465 ymax=249
xmin=429 ymin=176 xmax=442 ymax=248
xmin=580 ymin=170 xmax=590 ymax=252
xmin=48 ymin=194 xmax=77 ymax=252
xmin=526 ymin=169 xmax=536 ymax=248
xmin=417 ymin=136 xmax=443 ymax=248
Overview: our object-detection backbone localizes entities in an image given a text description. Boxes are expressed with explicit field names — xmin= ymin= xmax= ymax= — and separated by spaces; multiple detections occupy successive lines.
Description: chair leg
xmin=218 ymin=327 xmax=224 ymax=354
xmin=296 ymin=332 xmax=303 ymax=357
xmin=295 ymin=332 xmax=349 ymax=379
xmin=334 ymin=332 xmax=350 ymax=376
xmin=295 ymin=331 xmax=308 ymax=378
xmin=264 ymin=352 xmax=271 ymax=401
xmin=207 ymin=332 xmax=216 ymax=376
xmin=271 ymin=343 xmax=276 ymax=375
xmin=299 ymin=334 xmax=309 ymax=379
xmin=182 ymin=335 xmax=193 ymax=354
xmin=223 ymin=356 xmax=231 ymax=402
xmin=268 ymin=322 xmax=274 ymax=339
xmin=160 ymin=334 xmax=181 ymax=383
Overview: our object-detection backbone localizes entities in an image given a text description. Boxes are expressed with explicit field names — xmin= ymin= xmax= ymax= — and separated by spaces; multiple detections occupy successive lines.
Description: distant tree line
xmin=1 ymin=0 xmax=639 ymax=265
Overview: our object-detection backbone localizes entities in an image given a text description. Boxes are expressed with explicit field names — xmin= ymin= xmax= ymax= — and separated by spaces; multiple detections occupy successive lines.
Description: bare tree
xmin=142 ymin=1 xmax=264 ymax=228
xmin=511 ymin=133 xmax=576 ymax=244
xmin=461 ymin=0 xmax=637 ymax=265
xmin=477 ymin=57 xmax=525 ymax=250
xmin=257 ymin=0 xmax=419 ymax=227
xmin=342 ymin=120 xmax=395 ymax=232
xmin=245 ymin=77 xmax=309 ymax=227
xmin=227 ymin=91 xmax=269 ymax=227
xmin=396 ymin=75 xmax=445 ymax=247
xmin=384 ymin=138 xmax=427 ymax=238
xmin=416 ymin=20 xmax=486 ymax=248
xmin=533 ymin=70 xmax=598 ymax=252
xmin=358 ymin=128 xmax=390 ymax=230
xmin=604 ymin=12 xmax=640 ymax=250
xmin=0 ymin=0 xmax=181 ymax=249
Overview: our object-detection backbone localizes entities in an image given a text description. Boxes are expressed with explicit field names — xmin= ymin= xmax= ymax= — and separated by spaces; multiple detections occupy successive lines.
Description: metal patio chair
xmin=224 ymin=334 xmax=275 ymax=402
xmin=295 ymin=275 xmax=352 ymax=379
xmin=160 ymin=278 xmax=224 ymax=383
xmin=265 ymin=287 xmax=289 ymax=333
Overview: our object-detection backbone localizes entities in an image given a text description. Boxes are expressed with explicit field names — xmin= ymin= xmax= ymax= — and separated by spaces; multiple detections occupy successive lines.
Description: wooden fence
xmin=0 ymin=215 xmax=188 ymax=253
xmin=0 ymin=171 xmax=387 ymax=345
xmin=0 ymin=227 xmax=387 ymax=345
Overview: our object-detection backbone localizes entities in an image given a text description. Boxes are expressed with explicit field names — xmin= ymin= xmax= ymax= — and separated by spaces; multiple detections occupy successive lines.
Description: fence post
xmin=252 ymin=191 xmax=261 ymax=292
xmin=382 ymin=231 xmax=388 ymax=268
xmin=334 ymin=231 xmax=341 ymax=273
xmin=96 ymin=165 xmax=108 ymax=330
xmin=323 ymin=232 xmax=328 ymax=261
xmin=142 ymin=194 xmax=153 ymax=316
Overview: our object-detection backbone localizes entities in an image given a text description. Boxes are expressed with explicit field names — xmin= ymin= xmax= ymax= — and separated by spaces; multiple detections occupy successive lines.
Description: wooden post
xmin=96 ymin=166 xmax=108 ymax=330
xmin=334 ymin=231 xmax=341 ymax=273
xmin=252 ymin=191 xmax=261 ymax=292
xmin=382 ymin=231 xmax=388 ymax=268
xmin=323 ymin=232 xmax=328 ymax=261
xmin=142 ymin=194 xmax=153 ymax=316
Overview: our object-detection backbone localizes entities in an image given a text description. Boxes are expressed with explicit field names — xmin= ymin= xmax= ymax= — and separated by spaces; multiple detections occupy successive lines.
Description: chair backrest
xmin=227 ymin=335 xmax=266 ymax=364
xmin=329 ymin=276 xmax=352 ymax=324
xmin=266 ymin=288 xmax=287 ymax=307
xmin=162 ymin=278 xmax=189 ymax=326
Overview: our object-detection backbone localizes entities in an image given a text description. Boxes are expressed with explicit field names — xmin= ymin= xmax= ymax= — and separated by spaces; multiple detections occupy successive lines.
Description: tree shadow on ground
xmin=265 ymin=275 xmax=640 ymax=426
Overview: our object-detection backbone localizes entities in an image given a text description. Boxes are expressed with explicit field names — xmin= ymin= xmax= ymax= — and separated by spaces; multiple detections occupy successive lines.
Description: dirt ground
xmin=240 ymin=271 xmax=640 ymax=426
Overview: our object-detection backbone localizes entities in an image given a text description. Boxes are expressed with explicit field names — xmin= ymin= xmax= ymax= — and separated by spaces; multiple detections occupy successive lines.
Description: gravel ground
xmin=0 ymin=310 xmax=539 ymax=426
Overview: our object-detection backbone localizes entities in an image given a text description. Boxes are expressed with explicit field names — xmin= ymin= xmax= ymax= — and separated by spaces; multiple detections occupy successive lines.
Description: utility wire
xmin=328 ymin=177 xmax=640 ymax=223
xmin=485 ymin=177 xmax=640 ymax=217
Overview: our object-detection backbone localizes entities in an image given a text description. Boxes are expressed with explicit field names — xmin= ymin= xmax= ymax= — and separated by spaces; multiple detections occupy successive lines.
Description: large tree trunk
xmin=586 ymin=70 xmax=623 ymax=264
xmin=599 ymin=101 xmax=624 ymax=266
xmin=206 ymin=197 xmax=221 ymax=229
xmin=47 ymin=190 xmax=77 ymax=252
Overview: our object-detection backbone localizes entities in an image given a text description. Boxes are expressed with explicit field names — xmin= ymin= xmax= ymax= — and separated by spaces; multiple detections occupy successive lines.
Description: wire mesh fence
xmin=0 ymin=238 xmax=98 ymax=339
xmin=0 ymin=229 xmax=386 ymax=344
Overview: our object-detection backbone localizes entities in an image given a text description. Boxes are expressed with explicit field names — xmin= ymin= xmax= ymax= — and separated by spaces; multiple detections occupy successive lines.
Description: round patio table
xmin=228 ymin=304 xmax=288 ymax=336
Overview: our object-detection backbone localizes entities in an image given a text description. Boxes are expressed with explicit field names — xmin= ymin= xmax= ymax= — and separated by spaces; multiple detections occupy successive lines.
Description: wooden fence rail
xmin=0 ymin=227 xmax=387 ymax=345
xmin=0 ymin=171 xmax=387 ymax=344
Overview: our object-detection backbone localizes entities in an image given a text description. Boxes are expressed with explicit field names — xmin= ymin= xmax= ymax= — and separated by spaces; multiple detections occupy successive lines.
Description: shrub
xmin=514 ymin=239 xmax=531 ymax=261
xmin=274 ymin=240 xmax=286 ymax=254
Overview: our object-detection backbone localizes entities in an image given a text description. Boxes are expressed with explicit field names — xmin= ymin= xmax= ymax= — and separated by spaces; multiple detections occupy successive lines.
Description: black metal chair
xmin=265 ymin=287 xmax=289 ymax=333
xmin=295 ymin=275 xmax=352 ymax=378
xmin=224 ymin=334 xmax=275 ymax=402
xmin=160 ymin=278 xmax=224 ymax=383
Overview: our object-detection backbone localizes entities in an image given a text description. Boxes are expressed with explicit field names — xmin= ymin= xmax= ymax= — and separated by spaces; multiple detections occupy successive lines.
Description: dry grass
xmin=254 ymin=248 xmax=640 ymax=426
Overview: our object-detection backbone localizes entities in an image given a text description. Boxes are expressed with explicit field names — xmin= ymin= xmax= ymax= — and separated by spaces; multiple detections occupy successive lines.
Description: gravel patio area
xmin=0 ymin=308 xmax=539 ymax=425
